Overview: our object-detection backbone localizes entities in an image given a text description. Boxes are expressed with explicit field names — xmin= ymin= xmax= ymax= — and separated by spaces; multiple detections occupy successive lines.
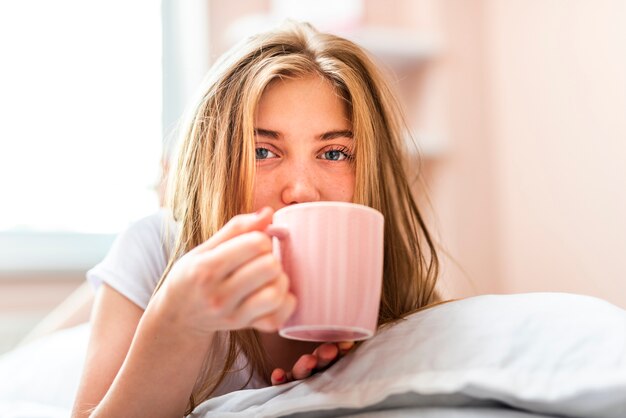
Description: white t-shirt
xmin=86 ymin=209 xmax=265 ymax=396
xmin=87 ymin=208 xmax=177 ymax=310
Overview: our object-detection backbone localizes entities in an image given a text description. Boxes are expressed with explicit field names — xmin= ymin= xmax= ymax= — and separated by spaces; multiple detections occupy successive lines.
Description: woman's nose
xmin=280 ymin=166 xmax=321 ymax=205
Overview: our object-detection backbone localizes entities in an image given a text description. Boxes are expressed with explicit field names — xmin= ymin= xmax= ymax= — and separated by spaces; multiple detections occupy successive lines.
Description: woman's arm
xmin=72 ymin=208 xmax=295 ymax=418
xmin=71 ymin=284 xmax=144 ymax=418
xmin=86 ymin=287 xmax=216 ymax=418
xmin=72 ymin=283 xmax=215 ymax=418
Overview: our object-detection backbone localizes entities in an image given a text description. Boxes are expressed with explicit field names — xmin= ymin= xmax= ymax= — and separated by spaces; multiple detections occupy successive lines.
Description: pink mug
xmin=266 ymin=202 xmax=384 ymax=342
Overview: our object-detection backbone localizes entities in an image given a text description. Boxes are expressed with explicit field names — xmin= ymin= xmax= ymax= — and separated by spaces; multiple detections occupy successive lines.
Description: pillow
xmin=191 ymin=293 xmax=626 ymax=418
xmin=0 ymin=323 xmax=88 ymax=412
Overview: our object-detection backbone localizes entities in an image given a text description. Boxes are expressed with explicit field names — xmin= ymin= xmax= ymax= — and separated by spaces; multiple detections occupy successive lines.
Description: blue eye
xmin=320 ymin=147 xmax=353 ymax=161
xmin=256 ymin=148 xmax=268 ymax=159
xmin=255 ymin=147 xmax=277 ymax=160
xmin=325 ymin=150 xmax=343 ymax=160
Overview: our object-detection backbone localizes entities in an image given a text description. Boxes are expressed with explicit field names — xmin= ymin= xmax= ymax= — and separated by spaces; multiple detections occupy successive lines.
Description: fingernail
xmin=338 ymin=341 xmax=354 ymax=354
xmin=275 ymin=374 xmax=286 ymax=383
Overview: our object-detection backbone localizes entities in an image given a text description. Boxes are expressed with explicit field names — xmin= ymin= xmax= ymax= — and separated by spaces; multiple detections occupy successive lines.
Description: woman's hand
xmin=270 ymin=341 xmax=355 ymax=384
xmin=155 ymin=207 xmax=296 ymax=335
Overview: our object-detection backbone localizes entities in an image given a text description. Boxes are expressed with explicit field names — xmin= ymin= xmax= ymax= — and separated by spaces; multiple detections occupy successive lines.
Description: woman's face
xmin=252 ymin=75 xmax=355 ymax=211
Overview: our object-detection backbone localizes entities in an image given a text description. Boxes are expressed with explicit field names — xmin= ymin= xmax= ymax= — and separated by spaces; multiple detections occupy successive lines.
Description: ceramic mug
xmin=266 ymin=202 xmax=384 ymax=342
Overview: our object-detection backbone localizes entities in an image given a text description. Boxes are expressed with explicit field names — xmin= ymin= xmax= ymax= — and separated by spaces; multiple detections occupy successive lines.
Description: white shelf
xmin=225 ymin=17 xmax=439 ymax=70
xmin=340 ymin=27 xmax=439 ymax=70
xmin=408 ymin=132 xmax=446 ymax=158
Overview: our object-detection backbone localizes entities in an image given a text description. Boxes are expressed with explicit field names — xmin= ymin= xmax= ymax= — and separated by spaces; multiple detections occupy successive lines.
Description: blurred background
xmin=0 ymin=0 xmax=624 ymax=354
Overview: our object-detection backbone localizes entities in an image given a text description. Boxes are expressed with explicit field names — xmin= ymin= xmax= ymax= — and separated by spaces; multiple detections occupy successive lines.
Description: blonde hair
xmin=154 ymin=21 xmax=439 ymax=414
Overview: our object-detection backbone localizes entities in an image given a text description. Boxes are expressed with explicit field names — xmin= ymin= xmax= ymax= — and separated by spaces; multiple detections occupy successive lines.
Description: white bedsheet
xmin=0 ymin=323 xmax=88 ymax=411
xmin=0 ymin=401 xmax=69 ymax=418
xmin=0 ymin=403 xmax=552 ymax=418
xmin=341 ymin=406 xmax=554 ymax=418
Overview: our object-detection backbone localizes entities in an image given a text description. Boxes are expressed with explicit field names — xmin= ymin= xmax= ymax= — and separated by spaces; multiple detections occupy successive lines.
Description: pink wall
xmin=483 ymin=1 xmax=626 ymax=307
xmin=360 ymin=0 xmax=626 ymax=309
xmin=425 ymin=0 xmax=503 ymax=299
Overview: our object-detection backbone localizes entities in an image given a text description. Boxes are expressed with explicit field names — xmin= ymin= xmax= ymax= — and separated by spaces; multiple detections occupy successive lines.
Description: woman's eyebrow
xmin=253 ymin=128 xmax=353 ymax=140
xmin=319 ymin=130 xmax=353 ymax=140
xmin=254 ymin=128 xmax=280 ymax=139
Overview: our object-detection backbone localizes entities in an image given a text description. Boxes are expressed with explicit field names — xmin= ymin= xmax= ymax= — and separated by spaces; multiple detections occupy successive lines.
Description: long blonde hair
xmin=154 ymin=21 xmax=439 ymax=414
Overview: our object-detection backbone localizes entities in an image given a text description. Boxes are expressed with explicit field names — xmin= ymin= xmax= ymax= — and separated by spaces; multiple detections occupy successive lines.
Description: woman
xmin=72 ymin=21 xmax=439 ymax=418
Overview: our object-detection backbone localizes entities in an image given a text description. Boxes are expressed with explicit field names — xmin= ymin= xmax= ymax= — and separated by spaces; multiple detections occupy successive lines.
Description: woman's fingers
xmin=271 ymin=341 xmax=355 ymax=386
xmin=337 ymin=341 xmax=355 ymax=356
xmin=233 ymin=274 xmax=292 ymax=329
xmin=207 ymin=253 xmax=283 ymax=316
xmin=176 ymin=207 xmax=297 ymax=331
xmin=250 ymin=291 xmax=296 ymax=332
xmin=312 ymin=343 xmax=339 ymax=369
xmin=193 ymin=230 xmax=273 ymax=288
xmin=161 ymin=207 xmax=297 ymax=333
xmin=192 ymin=207 xmax=274 ymax=253
xmin=291 ymin=354 xmax=317 ymax=380
xmin=271 ymin=368 xmax=290 ymax=385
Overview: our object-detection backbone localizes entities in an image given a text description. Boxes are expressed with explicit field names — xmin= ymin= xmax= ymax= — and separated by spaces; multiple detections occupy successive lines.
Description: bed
xmin=1 ymin=292 xmax=625 ymax=417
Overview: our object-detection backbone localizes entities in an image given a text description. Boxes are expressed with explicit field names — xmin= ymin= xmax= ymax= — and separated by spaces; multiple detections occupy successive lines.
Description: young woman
xmin=71 ymin=21 xmax=439 ymax=418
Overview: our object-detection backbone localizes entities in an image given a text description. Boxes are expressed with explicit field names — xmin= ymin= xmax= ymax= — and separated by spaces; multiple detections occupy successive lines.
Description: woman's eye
xmin=320 ymin=148 xmax=353 ymax=161
xmin=255 ymin=147 xmax=277 ymax=160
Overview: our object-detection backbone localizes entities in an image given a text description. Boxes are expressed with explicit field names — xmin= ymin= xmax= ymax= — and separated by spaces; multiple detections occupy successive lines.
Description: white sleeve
xmin=86 ymin=209 xmax=177 ymax=310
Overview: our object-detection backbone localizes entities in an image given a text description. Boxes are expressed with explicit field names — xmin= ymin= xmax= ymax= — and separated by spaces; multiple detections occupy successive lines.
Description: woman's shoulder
xmin=129 ymin=207 xmax=179 ymax=235
xmin=121 ymin=208 xmax=179 ymax=251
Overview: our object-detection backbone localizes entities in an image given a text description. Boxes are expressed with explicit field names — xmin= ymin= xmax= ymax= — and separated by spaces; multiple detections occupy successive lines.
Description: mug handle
xmin=265 ymin=224 xmax=289 ymax=240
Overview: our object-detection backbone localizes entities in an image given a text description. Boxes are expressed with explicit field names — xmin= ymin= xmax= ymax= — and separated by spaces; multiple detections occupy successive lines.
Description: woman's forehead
xmin=255 ymin=75 xmax=351 ymax=129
